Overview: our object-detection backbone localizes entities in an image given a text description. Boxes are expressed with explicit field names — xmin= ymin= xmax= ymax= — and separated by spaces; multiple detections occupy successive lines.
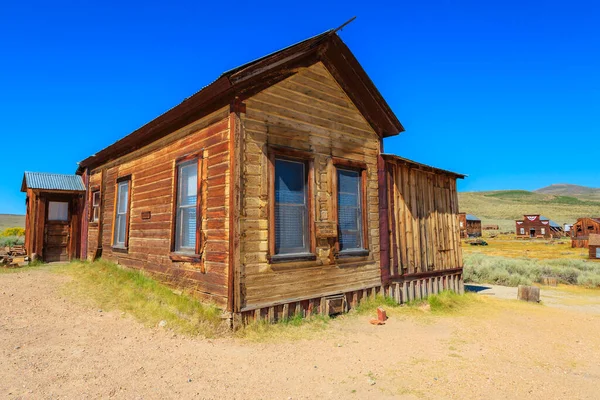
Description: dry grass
xmin=463 ymin=235 xmax=587 ymax=260
xmin=56 ymin=260 xmax=227 ymax=338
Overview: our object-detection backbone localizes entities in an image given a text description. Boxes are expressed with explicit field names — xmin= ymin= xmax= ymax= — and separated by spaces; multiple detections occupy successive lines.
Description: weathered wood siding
xmin=239 ymin=62 xmax=382 ymax=310
xmin=385 ymin=158 xmax=463 ymax=276
xmin=86 ymin=107 xmax=231 ymax=307
xmin=571 ymin=218 xmax=600 ymax=248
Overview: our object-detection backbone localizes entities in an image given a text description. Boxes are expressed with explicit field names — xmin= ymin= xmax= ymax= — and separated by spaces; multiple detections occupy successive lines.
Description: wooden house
xmin=21 ymin=172 xmax=86 ymax=262
xmin=571 ymin=218 xmax=600 ymax=248
xmin=515 ymin=215 xmax=562 ymax=239
xmin=458 ymin=213 xmax=482 ymax=238
xmin=22 ymin=30 xmax=465 ymax=324
xmin=589 ymin=234 xmax=600 ymax=260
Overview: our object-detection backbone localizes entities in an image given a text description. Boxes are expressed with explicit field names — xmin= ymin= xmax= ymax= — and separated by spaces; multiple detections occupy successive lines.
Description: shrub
xmin=1 ymin=227 xmax=25 ymax=237
xmin=464 ymin=253 xmax=600 ymax=288
xmin=0 ymin=236 xmax=24 ymax=247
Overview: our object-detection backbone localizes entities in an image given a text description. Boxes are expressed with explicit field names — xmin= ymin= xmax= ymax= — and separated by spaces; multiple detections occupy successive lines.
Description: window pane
xmin=117 ymin=182 xmax=129 ymax=214
xmin=275 ymin=204 xmax=306 ymax=252
xmin=275 ymin=159 xmax=305 ymax=204
xmin=179 ymin=162 xmax=198 ymax=207
xmin=48 ymin=201 xmax=68 ymax=221
xmin=92 ymin=191 xmax=100 ymax=206
xmin=178 ymin=207 xmax=196 ymax=250
xmin=337 ymin=169 xmax=362 ymax=251
xmin=114 ymin=181 xmax=129 ymax=246
xmin=274 ymin=159 xmax=308 ymax=254
xmin=116 ymin=214 xmax=126 ymax=245
xmin=175 ymin=160 xmax=198 ymax=252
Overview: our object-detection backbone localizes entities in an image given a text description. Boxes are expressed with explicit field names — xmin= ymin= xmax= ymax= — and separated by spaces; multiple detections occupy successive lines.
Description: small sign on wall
xmin=141 ymin=211 xmax=151 ymax=220
xmin=315 ymin=221 xmax=337 ymax=238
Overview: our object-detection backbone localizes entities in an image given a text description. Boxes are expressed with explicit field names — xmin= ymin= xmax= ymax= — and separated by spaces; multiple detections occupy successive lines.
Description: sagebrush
xmin=464 ymin=253 xmax=600 ymax=288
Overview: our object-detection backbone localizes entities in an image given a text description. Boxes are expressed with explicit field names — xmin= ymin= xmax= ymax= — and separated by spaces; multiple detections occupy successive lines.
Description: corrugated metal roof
xmin=466 ymin=214 xmax=480 ymax=221
xmin=21 ymin=172 xmax=85 ymax=192
xmin=540 ymin=216 xmax=561 ymax=228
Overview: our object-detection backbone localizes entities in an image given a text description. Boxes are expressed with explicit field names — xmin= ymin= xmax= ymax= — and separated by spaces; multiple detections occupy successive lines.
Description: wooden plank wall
xmin=385 ymin=159 xmax=463 ymax=276
xmin=87 ymin=106 xmax=232 ymax=307
xmin=239 ymin=62 xmax=382 ymax=311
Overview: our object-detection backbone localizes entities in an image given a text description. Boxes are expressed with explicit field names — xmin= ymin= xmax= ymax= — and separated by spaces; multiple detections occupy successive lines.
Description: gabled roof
xmin=21 ymin=172 xmax=85 ymax=192
xmin=77 ymin=30 xmax=404 ymax=174
xmin=381 ymin=154 xmax=465 ymax=179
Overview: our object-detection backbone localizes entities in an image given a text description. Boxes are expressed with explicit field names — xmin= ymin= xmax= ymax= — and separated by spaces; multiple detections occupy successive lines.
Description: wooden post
xmin=517 ymin=286 xmax=540 ymax=302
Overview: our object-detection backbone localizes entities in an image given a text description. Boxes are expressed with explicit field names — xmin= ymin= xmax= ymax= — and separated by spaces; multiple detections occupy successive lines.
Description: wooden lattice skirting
xmin=237 ymin=270 xmax=464 ymax=325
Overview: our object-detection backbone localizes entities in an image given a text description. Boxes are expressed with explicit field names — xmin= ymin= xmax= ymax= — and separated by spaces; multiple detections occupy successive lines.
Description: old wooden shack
xmin=589 ymin=234 xmax=600 ymax=259
xmin=22 ymin=30 xmax=465 ymax=323
xmin=571 ymin=218 xmax=600 ymax=248
xmin=515 ymin=215 xmax=562 ymax=239
xmin=21 ymin=172 xmax=86 ymax=262
xmin=458 ymin=213 xmax=482 ymax=238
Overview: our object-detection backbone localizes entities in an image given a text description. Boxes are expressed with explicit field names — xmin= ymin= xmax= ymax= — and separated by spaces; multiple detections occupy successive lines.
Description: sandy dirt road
xmin=1 ymin=267 xmax=600 ymax=399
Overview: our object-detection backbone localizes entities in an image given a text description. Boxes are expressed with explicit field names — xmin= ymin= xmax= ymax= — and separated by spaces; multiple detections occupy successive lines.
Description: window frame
xmin=268 ymin=147 xmax=316 ymax=263
xmin=90 ymin=189 xmax=101 ymax=223
xmin=541 ymin=227 xmax=546 ymax=235
xmin=520 ymin=227 xmax=525 ymax=235
xmin=170 ymin=153 xmax=203 ymax=261
xmin=112 ymin=175 xmax=131 ymax=250
xmin=332 ymin=157 xmax=369 ymax=257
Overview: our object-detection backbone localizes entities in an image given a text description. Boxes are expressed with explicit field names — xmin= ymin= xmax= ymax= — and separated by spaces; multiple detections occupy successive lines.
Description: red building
xmin=515 ymin=215 xmax=563 ymax=239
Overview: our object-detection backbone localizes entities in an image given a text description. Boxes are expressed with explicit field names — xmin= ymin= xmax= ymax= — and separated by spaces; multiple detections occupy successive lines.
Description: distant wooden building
xmin=515 ymin=215 xmax=562 ymax=239
xmin=589 ymin=234 xmax=600 ymax=260
xmin=22 ymin=30 xmax=466 ymax=324
xmin=571 ymin=218 xmax=600 ymax=248
xmin=458 ymin=213 xmax=482 ymax=238
xmin=21 ymin=172 xmax=85 ymax=262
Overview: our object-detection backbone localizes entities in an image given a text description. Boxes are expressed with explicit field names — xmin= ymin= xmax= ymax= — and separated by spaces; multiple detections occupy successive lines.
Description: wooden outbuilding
xmin=571 ymin=218 xmax=600 ymax=248
xmin=21 ymin=172 xmax=85 ymax=262
xmin=589 ymin=234 xmax=600 ymax=259
xmin=458 ymin=213 xmax=482 ymax=238
xmin=22 ymin=29 xmax=466 ymax=323
xmin=515 ymin=215 xmax=563 ymax=239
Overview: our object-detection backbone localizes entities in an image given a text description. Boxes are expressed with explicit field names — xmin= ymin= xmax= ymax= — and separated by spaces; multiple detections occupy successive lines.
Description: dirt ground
xmin=2 ymin=268 xmax=600 ymax=399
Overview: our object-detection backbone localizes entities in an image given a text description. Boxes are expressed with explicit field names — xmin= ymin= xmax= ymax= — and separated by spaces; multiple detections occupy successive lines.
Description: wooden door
xmin=44 ymin=201 xmax=70 ymax=262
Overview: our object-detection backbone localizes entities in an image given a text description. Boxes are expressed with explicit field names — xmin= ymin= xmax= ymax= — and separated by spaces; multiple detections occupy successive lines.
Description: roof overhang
xmin=77 ymin=31 xmax=404 ymax=174
xmin=381 ymin=154 xmax=466 ymax=179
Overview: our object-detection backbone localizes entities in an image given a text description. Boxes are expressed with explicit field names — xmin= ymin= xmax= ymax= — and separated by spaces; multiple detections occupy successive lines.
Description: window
xmin=91 ymin=191 xmax=100 ymax=222
xmin=541 ymin=228 xmax=546 ymax=235
xmin=460 ymin=221 xmax=464 ymax=228
xmin=337 ymin=168 xmax=364 ymax=252
xmin=48 ymin=201 xmax=68 ymax=221
xmin=274 ymin=158 xmax=310 ymax=256
xmin=174 ymin=159 xmax=199 ymax=253
xmin=520 ymin=228 xmax=525 ymax=235
xmin=596 ymin=248 xmax=600 ymax=258
xmin=113 ymin=178 xmax=130 ymax=248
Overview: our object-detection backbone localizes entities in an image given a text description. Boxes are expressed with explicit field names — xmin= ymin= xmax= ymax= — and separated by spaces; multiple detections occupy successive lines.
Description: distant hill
xmin=458 ymin=189 xmax=600 ymax=232
xmin=535 ymin=184 xmax=600 ymax=200
xmin=0 ymin=214 xmax=25 ymax=231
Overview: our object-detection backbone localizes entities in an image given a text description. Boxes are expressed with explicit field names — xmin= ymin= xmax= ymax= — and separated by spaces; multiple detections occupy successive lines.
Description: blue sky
xmin=1 ymin=0 xmax=598 ymax=214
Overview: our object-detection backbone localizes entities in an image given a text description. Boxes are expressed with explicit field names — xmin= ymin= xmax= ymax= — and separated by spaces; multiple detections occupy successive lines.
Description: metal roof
xmin=540 ymin=216 xmax=561 ymax=228
xmin=21 ymin=172 xmax=85 ymax=192
xmin=466 ymin=214 xmax=480 ymax=221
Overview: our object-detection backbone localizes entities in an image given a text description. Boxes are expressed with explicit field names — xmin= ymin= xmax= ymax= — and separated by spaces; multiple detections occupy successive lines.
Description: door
xmin=44 ymin=201 xmax=70 ymax=262
xmin=530 ymin=228 xmax=536 ymax=238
